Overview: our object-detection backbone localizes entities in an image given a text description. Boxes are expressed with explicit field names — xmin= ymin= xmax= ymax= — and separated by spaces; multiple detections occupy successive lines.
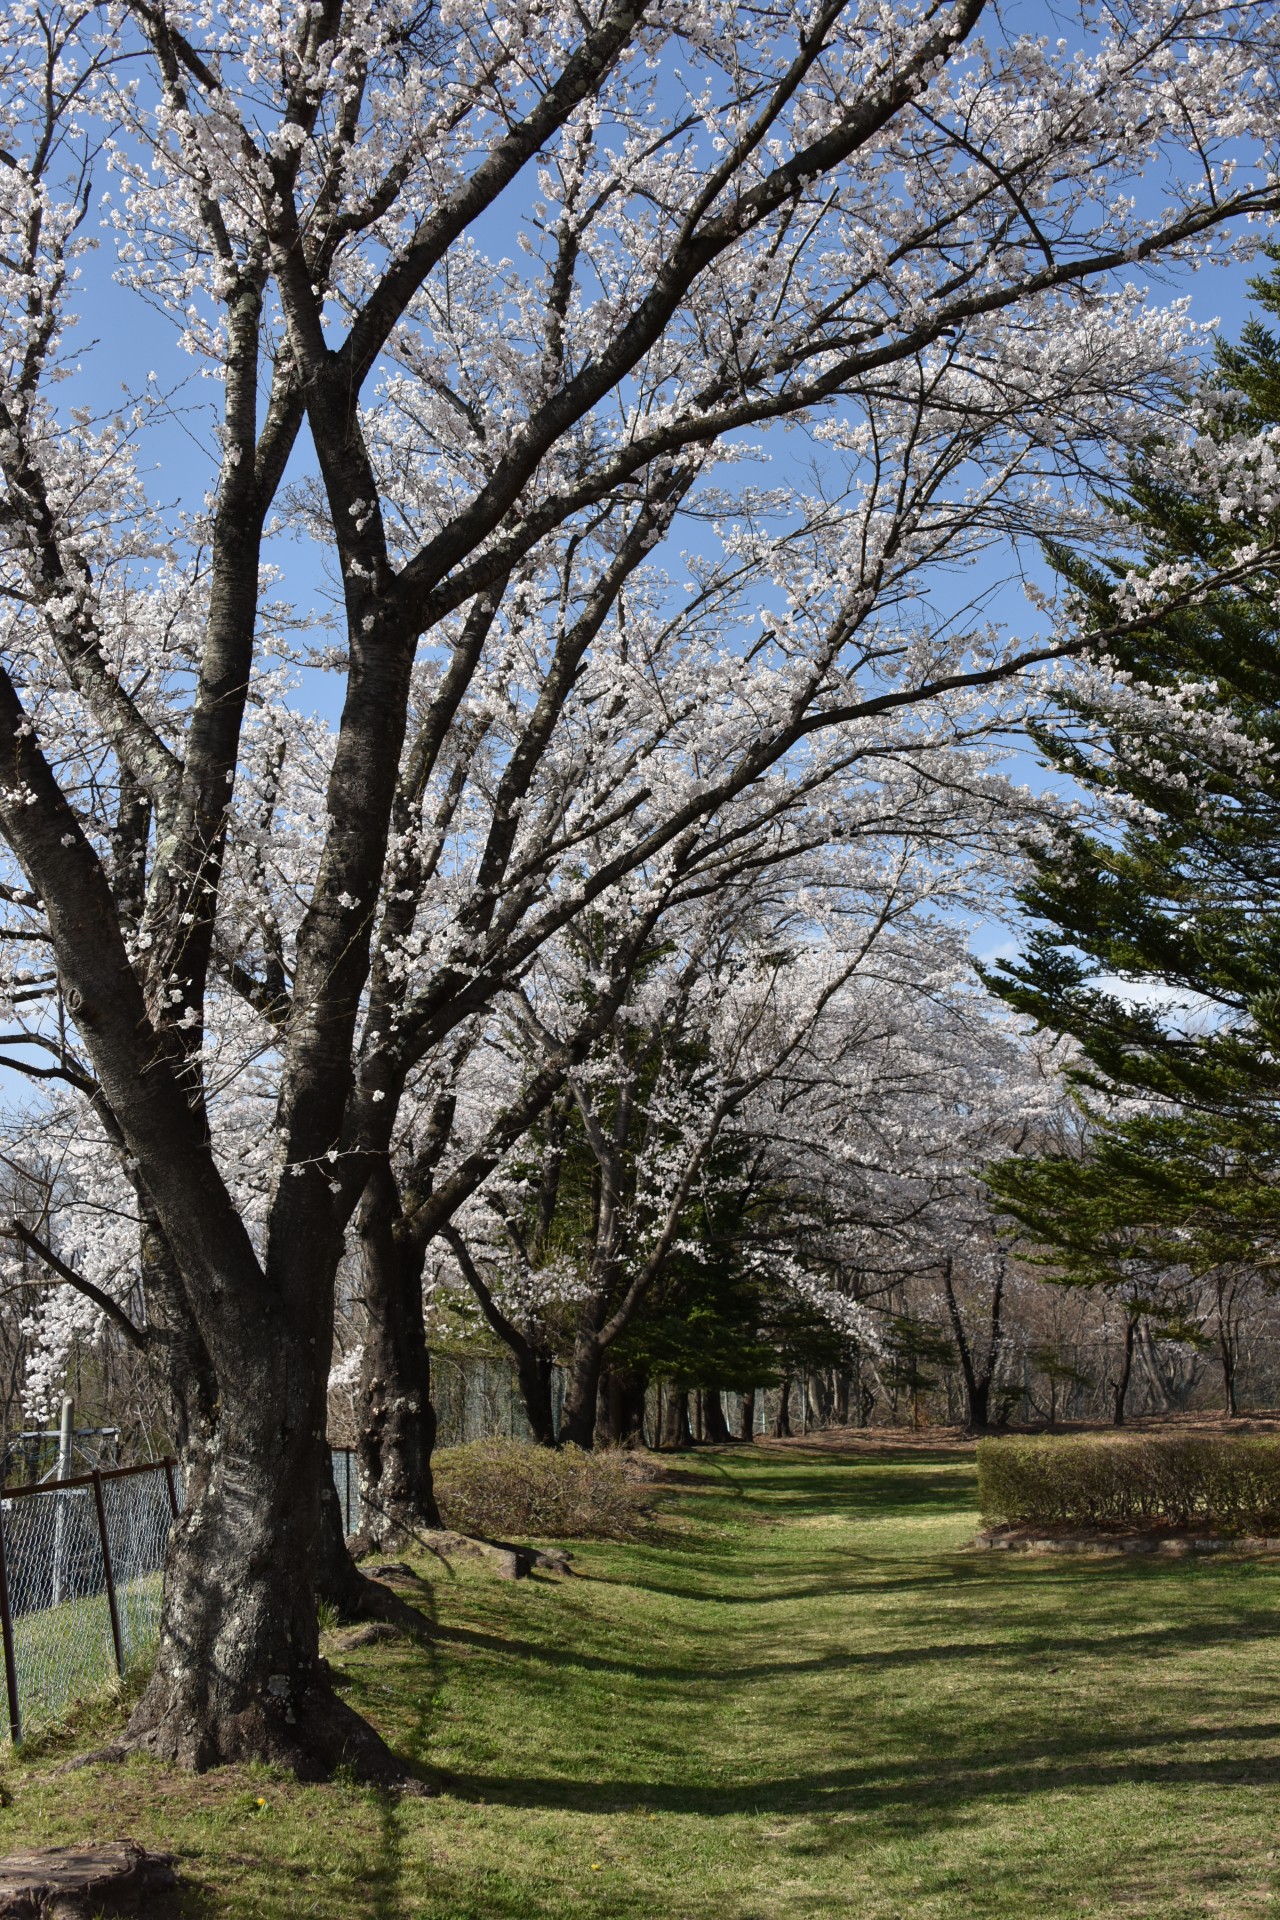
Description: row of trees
xmin=1 ymin=0 xmax=1279 ymax=1779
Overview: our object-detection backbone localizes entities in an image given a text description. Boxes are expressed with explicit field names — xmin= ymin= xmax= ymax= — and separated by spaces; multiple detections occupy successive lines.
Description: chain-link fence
xmin=0 ymin=1460 xmax=178 ymax=1743
xmin=331 ymin=1446 xmax=361 ymax=1537
xmin=431 ymin=1354 xmax=565 ymax=1444
xmin=0 ymin=1450 xmax=362 ymax=1745
xmin=0 ymin=1427 xmax=120 ymax=1487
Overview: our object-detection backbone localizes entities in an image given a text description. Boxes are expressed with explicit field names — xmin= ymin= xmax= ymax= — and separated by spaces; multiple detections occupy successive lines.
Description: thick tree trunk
xmin=832 ymin=1374 xmax=850 ymax=1426
xmin=136 ymin=1201 xmax=217 ymax=1458
xmin=619 ymin=1371 xmax=649 ymax=1448
xmin=124 ymin=1342 xmax=404 ymax=1782
xmin=560 ymin=1319 xmax=605 ymax=1450
xmin=514 ymin=1349 xmax=558 ymax=1446
xmin=700 ymin=1388 xmax=731 ymax=1443
xmin=967 ymin=1376 xmax=992 ymax=1429
xmin=659 ymin=1383 xmax=692 ymax=1448
xmin=739 ymin=1387 xmax=756 ymax=1442
xmin=773 ymin=1375 xmax=793 ymax=1438
xmin=355 ymin=1176 xmax=442 ymax=1544
xmin=595 ymin=1368 xmax=648 ymax=1448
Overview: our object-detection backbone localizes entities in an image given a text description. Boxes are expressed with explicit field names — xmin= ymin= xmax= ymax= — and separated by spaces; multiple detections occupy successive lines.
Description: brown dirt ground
xmin=736 ymin=1409 xmax=1280 ymax=1457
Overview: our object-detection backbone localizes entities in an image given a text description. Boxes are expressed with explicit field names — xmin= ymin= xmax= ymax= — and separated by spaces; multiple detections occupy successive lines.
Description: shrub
xmin=432 ymin=1438 xmax=653 ymax=1540
xmin=975 ymin=1434 xmax=1280 ymax=1534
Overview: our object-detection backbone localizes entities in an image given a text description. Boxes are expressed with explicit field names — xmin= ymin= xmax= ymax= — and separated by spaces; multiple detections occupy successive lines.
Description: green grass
xmin=1 ymin=1442 xmax=1278 ymax=1916
xmin=7 ymin=1572 xmax=163 ymax=1737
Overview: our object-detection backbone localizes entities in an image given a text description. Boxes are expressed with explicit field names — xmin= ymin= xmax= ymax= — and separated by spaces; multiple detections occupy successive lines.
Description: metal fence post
xmin=162 ymin=1456 xmax=179 ymax=1521
xmin=0 ymin=1500 xmax=20 ymax=1744
xmin=90 ymin=1470 xmax=124 ymax=1679
xmin=51 ymin=1396 xmax=74 ymax=1607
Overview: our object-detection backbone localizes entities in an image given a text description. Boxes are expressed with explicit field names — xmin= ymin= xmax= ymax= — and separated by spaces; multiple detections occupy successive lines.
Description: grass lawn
xmin=0 ymin=1439 xmax=1278 ymax=1917
xmin=5 ymin=1571 xmax=164 ymax=1738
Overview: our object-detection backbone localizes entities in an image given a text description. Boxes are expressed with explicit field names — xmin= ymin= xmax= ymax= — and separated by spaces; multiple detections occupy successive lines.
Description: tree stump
xmin=0 ymin=1842 xmax=177 ymax=1918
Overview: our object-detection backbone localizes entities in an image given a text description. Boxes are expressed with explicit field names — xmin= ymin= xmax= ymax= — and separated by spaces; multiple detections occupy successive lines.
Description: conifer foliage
xmin=985 ymin=259 xmax=1280 ymax=1287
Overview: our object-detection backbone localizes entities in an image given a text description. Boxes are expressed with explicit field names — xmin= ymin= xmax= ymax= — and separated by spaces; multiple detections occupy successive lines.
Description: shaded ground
xmin=1 ymin=1439 xmax=1278 ymax=1917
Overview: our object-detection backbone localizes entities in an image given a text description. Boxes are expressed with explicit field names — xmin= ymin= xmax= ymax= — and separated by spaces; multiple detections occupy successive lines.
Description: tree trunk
xmin=940 ymin=1254 xmax=988 ymax=1435
xmin=739 ymin=1387 xmax=756 ymax=1442
xmin=659 ymin=1383 xmax=692 ymax=1448
xmin=1216 ymin=1279 xmax=1239 ymax=1416
xmin=832 ymin=1374 xmax=850 ymax=1426
xmin=593 ymin=1368 xmax=649 ymax=1447
xmin=595 ymin=1369 xmax=623 ymax=1448
xmin=1220 ymin=1333 xmax=1238 ymax=1417
xmin=806 ymin=1371 xmax=831 ymax=1430
xmin=514 ymin=1349 xmax=558 ymax=1447
xmin=125 ymin=1338 xmax=403 ymax=1782
xmin=355 ymin=1174 xmax=442 ymax=1545
xmin=773 ymin=1375 xmax=793 ymax=1438
xmin=966 ymin=1374 xmax=991 ymax=1430
xmin=700 ymin=1388 xmax=731 ymax=1444
xmin=1113 ymin=1313 xmax=1138 ymax=1427
xmin=438 ymin=1224 xmax=558 ymax=1445
xmin=560 ymin=1320 xmax=605 ymax=1450
xmin=136 ymin=1201 xmax=217 ymax=1458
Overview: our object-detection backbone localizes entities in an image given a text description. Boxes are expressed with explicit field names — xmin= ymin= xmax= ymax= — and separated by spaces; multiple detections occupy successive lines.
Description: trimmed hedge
xmin=432 ymin=1438 xmax=653 ymax=1540
xmin=975 ymin=1434 xmax=1280 ymax=1533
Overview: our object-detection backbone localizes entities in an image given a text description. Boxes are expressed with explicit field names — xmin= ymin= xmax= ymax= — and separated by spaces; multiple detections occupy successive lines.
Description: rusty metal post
xmin=161 ymin=1457 xmax=179 ymax=1521
xmin=90 ymin=1470 xmax=124 ymax=1679
xmin=0 ymin=1500 xmax=20 ymax=1744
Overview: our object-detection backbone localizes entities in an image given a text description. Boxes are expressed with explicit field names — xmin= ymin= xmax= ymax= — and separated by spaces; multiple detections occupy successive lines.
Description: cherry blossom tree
xmin=435 ymin=735 xmax=1030 ymax=1443
xmin=1 ymin=0 xmax=1279 ymax=1776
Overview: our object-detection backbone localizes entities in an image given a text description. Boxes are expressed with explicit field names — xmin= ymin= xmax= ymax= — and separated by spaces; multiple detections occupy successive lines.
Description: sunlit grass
xmin=6 ymin=1572 xmax=160 ymax=1740
xmin=0 ymin=1443 xmax=1277 ymax=1917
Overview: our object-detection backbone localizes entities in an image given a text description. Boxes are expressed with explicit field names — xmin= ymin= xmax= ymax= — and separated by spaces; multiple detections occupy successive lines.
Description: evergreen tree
xmin=983 ymin=255 xmax=1280 ymax=1284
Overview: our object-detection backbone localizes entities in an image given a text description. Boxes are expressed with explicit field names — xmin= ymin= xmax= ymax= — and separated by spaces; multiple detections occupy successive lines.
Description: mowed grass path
xmin=3 ymin=1442 xmax=1280 ymax=1917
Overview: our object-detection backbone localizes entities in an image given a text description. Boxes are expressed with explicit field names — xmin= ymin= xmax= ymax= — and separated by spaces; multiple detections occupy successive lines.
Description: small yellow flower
xmin=590 ymin=1863 xmax=601 ymax=1871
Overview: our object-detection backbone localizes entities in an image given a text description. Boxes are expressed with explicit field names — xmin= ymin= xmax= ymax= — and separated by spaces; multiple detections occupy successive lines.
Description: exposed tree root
xmin=117 ymin=1673 xmax=432 ymax=1792
xmin=358 ymin=1527 xmax=572 ymax=1581
xmin=333 ymin=1563 xmax=432 ymax=1637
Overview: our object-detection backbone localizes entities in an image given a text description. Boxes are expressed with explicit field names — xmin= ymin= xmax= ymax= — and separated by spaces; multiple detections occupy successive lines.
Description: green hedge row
xmin=975 ymin=1434 xmax=1280 ymax=1533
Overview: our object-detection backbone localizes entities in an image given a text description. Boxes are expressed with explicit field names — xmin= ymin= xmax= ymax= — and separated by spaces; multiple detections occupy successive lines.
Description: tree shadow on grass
xmin=426 ymin=1575 xmax=1280 ymax=1689
xmin=701 ymin=1460 xmax=976 ymax=1521
xmin=438 ymin=1714 xmax=1280 ymax=1826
